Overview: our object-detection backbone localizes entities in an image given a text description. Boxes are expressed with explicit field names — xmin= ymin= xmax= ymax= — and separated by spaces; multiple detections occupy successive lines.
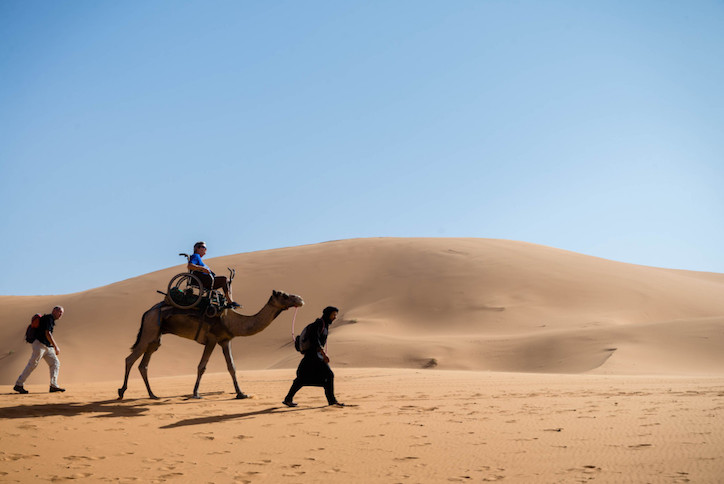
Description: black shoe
xmin=229 ymin=302 xmax=241 ymax=309
xmin=329 ymin=402 xmax=345 ymax=407
xmin=13 ymin=384 xmax=28 ymax=394
xmin=49 ymin=386 xmax=66 ymax=393
xmin=282 ymin=400 xmax=297 ymax=407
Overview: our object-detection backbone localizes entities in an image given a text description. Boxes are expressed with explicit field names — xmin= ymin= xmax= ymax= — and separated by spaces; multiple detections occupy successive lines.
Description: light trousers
xmin=16 ymin=339 xmax=60 ymax=387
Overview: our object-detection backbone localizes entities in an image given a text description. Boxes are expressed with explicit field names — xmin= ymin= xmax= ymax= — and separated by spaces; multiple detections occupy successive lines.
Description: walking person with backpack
xmin=14 ymin=306 xmax=66 ymax=394
xmin=284 ymin=306 xmax=344 ymax=407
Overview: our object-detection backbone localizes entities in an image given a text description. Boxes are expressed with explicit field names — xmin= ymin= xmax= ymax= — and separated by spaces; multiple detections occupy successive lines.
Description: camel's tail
xmin=130 ymin=325 xmax=143 ymax=351
xmin=131 ymin=302 xmax=164 ymax=350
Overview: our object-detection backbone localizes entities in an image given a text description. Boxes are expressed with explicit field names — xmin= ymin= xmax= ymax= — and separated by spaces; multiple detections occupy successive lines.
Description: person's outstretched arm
xmin=46 ymin=330 xmax=59 ymax=355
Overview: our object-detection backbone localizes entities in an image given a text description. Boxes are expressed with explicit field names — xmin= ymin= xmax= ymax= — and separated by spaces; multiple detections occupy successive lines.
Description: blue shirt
xmin=189 ymin=253 xmax=208 ymax=271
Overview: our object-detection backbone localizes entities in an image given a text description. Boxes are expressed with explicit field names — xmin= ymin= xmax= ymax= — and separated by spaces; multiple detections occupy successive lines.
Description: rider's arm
xmin=187 ymin=262 xmax=210 ymax=273
xmin=188 ymin=253 xmax=211 ymax=273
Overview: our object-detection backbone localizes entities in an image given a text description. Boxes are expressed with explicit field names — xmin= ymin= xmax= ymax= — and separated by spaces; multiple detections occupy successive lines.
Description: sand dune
xmin=2 ymin=238 xmax=724 ymax=482
xmin=2 ymin=238 xmax=724 ymax=386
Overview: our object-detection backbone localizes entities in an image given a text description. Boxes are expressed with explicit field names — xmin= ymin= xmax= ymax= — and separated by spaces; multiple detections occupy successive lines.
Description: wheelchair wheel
xmin=167 ymin=273 xmax=205 ymax=309
xmin=205 ymin=305 xmax=219 ymax=318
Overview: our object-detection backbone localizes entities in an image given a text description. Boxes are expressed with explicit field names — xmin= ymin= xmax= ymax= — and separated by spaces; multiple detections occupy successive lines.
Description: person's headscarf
xmin=322 ymin=306 xmax=339 ymax=323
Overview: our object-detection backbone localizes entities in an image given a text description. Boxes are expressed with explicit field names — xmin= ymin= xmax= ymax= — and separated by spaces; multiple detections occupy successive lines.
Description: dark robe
xmin=285 ymin=317 xmax=338 ymax=404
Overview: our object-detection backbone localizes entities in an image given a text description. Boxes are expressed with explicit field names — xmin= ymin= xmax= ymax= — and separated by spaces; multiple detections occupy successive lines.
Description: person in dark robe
xmin=283 ymin=306 xmax=344 ymax=407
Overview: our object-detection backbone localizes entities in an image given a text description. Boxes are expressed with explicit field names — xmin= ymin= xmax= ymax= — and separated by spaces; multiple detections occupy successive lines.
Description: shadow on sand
xmin=0 ymin=390 xmax=245 ymax=419
xmin=0 ymin=398 xmax=151 ymax=419
xmin=160 ymin=405 xmax=328 ymax=429
xmin=0 ymin=392 xmax=339 ymax=425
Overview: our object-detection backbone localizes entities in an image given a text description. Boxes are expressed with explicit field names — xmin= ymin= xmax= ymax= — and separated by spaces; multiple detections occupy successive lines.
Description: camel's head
xmin=271 ymin=290 xmax=305 ymax=309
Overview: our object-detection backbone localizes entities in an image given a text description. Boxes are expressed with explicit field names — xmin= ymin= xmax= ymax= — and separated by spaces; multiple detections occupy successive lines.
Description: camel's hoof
xmin=192 ymin=394 xmax=202 ymax=399
xmin=149 ymin=395 xmax=160 ymax=400
xmin=117 ymin=389 xmax=125 ymax=400
xmin=236 ymin=393 xmax=250 ymax=400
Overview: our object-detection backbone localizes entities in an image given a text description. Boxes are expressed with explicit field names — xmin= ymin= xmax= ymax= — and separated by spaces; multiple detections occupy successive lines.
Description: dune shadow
xmin=160 ymin=405 xmax=327 ymax=429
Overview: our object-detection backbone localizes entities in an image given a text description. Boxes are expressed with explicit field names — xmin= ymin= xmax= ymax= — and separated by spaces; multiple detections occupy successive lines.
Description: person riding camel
xmin=187 ymin=241 xmax=241 ymax=309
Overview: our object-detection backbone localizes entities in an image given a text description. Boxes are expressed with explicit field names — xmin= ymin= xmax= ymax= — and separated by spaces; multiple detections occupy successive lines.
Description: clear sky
xmin=1 ymin=1 xmax=723 ymax=295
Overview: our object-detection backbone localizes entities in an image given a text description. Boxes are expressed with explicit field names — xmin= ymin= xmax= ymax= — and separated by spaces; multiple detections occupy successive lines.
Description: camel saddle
xmin=159 ymin=304 xmax=229 ymax=344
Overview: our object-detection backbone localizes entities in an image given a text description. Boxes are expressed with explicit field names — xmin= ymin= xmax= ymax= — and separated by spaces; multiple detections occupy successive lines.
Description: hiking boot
xmin=49 ymin=386 xmax=66 ymax=393
xmin=13 ymin=384 xmax=28 ymax=394
xmin=282 ymin=400 xmax=297 ymax=407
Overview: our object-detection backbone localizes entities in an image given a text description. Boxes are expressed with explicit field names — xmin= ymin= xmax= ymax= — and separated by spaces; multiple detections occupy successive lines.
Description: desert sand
xmin=1 ymin=238 xmax=723 ymax=482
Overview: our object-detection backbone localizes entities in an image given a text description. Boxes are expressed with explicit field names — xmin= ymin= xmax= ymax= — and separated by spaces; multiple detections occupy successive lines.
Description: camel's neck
xmin=222 ymin=299 xmax=285 ymax=337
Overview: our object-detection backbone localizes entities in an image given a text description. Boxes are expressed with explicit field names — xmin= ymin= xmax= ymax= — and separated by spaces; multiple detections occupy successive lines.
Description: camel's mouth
xmin=273 ymin=290 xmax=304 ymax=308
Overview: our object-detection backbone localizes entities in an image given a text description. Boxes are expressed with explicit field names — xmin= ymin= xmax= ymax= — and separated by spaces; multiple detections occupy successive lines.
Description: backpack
xmin=25 ymin=313 xmax=42 ymax=343
xmin=294 ymin=323 xmax=314 ymax=354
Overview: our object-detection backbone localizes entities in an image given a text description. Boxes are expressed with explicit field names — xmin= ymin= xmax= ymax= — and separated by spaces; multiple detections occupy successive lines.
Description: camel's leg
xmin=138 ymin=341 xmax=161 ymax=399
xmin=192 ymin=340 xmax=217 ymax=399
xmin=220 ymin=340 xmax=248 ymax=399
xmin=118 ymin=345 xmax=147 ymax=400
xmin=119 ymin=303 xmax=163 ymax=400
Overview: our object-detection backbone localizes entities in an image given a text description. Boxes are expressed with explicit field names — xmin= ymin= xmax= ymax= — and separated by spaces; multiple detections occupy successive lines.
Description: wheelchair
xmin=166 ymin=253 xmax=236 ymax=318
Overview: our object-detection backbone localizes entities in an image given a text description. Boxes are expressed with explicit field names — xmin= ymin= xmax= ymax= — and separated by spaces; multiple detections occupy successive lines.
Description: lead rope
xmin=290 ymin=306 xmax=299 ymax=343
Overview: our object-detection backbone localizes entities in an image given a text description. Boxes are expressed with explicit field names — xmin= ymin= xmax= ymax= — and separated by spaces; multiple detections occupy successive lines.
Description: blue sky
xmin=1 ymin=1 xmax=723 ymax=295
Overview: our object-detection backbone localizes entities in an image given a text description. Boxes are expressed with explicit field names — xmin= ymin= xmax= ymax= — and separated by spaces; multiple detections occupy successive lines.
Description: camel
xmin=118 ymin=290 xmax=304 ymax=400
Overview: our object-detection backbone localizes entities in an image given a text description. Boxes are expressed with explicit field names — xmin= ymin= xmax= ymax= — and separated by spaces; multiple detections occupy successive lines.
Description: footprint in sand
xmin=193 ymin=432 xmax=215 ymax=440
xmin=566 ymin=465 xmax=601 ymax=475
xmin=71 ymin=473 xmax=94 ymax=479
xmin=481 ymin=473 xmax=506 ymax=481
xmin=157 ymin=472 xmax=184 ymax=479
xmin=1 ymin=453 xmax=40 ymax=461
xmin=244 ymin=470 xmax=266 ymax=477
xmin=410 ymin=442 xmax=432 ymax=448
xmin=63 ymin=455 xmax=106 ymax=461
xmin=48 ymin=472 xmax=94 ymax=480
